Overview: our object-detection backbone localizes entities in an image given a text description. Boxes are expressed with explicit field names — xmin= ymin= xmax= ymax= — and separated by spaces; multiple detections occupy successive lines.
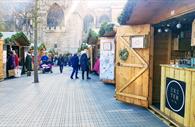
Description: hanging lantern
xmin=165 ymin=28 xmax=169 ymax=32
xmin=158 ymin=28 xmax=162 ymax=33
xmin=176 ymin=23 xmax=182 ymax=29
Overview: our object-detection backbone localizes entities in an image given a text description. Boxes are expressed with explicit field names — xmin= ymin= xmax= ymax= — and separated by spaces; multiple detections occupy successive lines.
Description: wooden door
xmin=115 ymin=25 xmax=153 ymax=108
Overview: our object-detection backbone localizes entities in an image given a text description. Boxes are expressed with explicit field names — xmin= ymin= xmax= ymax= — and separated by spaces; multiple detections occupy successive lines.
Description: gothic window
xmin=83 ymin=15 xmax=94 ymax=33
xmin=47 ymin=3 xmax=64 ymax=28
xmin=98 ymin=15 xmax=110 ymax=27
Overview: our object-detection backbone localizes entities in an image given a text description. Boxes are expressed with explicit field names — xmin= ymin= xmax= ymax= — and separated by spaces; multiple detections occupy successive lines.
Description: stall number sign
xmin=166 ymin=78 xmax=186 ymax=117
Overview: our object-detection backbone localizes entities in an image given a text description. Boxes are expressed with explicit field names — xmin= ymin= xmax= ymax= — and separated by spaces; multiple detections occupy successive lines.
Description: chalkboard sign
xmin=166 ymin=78 xmax=186 ymax=117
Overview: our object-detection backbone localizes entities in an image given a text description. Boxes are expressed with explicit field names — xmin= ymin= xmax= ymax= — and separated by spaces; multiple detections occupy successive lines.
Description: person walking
xmin=25 ymin=51 xmax=32 ymax=76
xmin=7 ymin=51 xmax=16 ymax=77
xmin=93 ymin=56 xmax=100 ymax=75
xmin=80 ymin=51 xmax=91 ymax=80
xmin=13 ymin=50 xmax=19 ymax=69
xmin=58 ymin=54 xmax=64 ymax=73
xmin=70 ymin=53 xmax=79 ymax=79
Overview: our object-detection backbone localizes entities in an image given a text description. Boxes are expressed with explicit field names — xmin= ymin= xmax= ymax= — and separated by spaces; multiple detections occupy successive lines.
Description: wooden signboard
xmin=100 ymin=37 xmax=115 ymax=83
xmin=0 ymin=39 xmax=4 ymax=80
xmin=115 ymin=25 xmax=153 ymax=108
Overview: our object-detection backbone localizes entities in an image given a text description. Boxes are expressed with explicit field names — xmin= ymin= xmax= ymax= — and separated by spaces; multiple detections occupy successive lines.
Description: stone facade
xmin=37 ymin=0 xmax=125 ymax=54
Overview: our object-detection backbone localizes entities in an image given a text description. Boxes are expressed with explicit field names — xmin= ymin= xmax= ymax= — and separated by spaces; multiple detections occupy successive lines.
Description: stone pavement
xmin=0 ymin=67 xmax=168 ymax=127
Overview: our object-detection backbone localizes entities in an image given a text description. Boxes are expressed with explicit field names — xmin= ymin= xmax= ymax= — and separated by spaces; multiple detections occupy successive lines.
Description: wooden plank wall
xmin=160 ymin=65 xmax=195 ymax=127
xmin=0 ymin=39 xmax=4 ymax=80
xmin=153 ymin=32 xmax=171 ymax=103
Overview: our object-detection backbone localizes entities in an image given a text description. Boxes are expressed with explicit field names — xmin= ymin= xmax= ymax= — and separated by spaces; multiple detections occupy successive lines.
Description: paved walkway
xmin=0 ymin=67 xmax=168 ymax=127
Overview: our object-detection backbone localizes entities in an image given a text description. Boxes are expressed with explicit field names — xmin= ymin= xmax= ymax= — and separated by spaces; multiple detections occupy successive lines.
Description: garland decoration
xmin=119 ymin=48 xmax=129 ymax=61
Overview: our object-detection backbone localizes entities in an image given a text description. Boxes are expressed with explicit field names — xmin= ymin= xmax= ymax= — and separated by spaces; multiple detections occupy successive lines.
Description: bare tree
xmin=0 ymin=0 xmax=39 ymax=83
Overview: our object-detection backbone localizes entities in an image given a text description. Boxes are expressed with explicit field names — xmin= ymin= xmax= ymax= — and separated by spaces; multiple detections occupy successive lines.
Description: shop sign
xmin=166 ymin=78 xmax=186 ymax=117
xmin=103 ymin=42 xmax=112 ymax=51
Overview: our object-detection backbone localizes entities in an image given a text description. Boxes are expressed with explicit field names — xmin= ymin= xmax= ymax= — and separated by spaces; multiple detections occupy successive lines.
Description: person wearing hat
xmin=80 ymin=50 xmax=91 ymax=80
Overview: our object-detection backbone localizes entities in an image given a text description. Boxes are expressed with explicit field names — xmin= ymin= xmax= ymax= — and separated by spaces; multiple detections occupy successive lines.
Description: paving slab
xmin=0 ymin=67 xmax=168 ymax=127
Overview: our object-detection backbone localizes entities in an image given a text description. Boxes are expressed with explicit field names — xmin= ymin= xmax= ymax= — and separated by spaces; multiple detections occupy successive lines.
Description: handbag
xmin=8 ymin=69 xmax=15 ymax=77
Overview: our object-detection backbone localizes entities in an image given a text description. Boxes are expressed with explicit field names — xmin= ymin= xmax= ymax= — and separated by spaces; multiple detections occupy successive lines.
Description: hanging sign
xmin=103 ymin=42 xmax=112 ymax=51
xmin=166 ymin=78 xmax=186 ymax=117
xmin=131 ymin=36 xmax=147 ymax=48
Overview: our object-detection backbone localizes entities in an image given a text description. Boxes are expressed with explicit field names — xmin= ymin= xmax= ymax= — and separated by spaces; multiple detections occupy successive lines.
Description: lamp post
xmin=34 ymin=0 xmax=39 ymax=83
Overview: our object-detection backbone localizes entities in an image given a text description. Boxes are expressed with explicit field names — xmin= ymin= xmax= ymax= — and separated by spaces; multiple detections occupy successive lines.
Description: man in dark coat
xmin=58 ymin=54 xmax=64 ymax=73
xmin=80 ymin=51 xmax=91 ymax=80
xmin=25 ymin=51 xmax=32 ymax=76
xmin=70 ymin=53 xmax=79 ymax=79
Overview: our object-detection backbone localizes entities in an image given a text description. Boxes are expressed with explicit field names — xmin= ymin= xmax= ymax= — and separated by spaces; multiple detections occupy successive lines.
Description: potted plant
xmin=99 ymin=22 xmax=118 ymax=37
xmin=0 ymin=32 xmax=3 ymax=39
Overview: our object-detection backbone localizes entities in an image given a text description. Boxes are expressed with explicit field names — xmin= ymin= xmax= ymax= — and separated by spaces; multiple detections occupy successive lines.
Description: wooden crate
xmin=160 ymin=65 xmax=195 ymax=127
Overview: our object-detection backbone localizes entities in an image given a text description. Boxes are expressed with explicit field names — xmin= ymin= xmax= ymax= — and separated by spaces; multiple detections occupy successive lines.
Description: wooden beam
xmin=117 ymin=92 xmax=148 ymax=101
xmin=119 ymin=63 xmax=147 ymax=68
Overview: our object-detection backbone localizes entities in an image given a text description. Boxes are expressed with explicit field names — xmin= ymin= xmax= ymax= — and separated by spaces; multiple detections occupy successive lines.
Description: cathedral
xmin=0 ymin=0 xmax=125 ymax=53
xmin=37 ymin=0 xmax=125 ymax=53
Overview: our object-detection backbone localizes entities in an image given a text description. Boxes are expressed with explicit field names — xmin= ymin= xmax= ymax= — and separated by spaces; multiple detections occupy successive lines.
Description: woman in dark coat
xmin=25 ymin=51 xmax=32 ymax=76
xmin=80 ymin=52 xmax=91 ymax=80
xmin=7 ymin=51 xmax=15 ymax=70
xmin=70 ymin=53 xmax=79 ymax=79
xmin=58 ymin=54 xmax=64 ymax=73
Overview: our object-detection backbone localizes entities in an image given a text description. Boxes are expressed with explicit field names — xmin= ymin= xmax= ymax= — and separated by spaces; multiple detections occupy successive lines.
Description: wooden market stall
xmin=115 ymin=0 xmax=195 ymax=126
xmin=3 ymin=32 xmax=30 ymax=78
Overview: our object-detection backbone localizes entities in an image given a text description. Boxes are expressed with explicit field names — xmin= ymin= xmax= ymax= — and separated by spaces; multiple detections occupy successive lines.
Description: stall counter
xmin=160 ymin=64 xmax=195 ymax=127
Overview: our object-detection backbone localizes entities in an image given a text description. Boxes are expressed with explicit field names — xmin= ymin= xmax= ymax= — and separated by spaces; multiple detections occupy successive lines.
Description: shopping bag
xmin=27 ymin=71 xmax=31 ymax=76
xmin=8 ymin=69 xmax=15 ymax=77
xmin=15 ymin=68 xmax=21 ymax=77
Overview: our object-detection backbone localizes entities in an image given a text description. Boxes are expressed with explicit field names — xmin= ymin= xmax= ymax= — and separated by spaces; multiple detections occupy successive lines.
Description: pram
xmin=40 ymin=62 xmax=53 ymax=73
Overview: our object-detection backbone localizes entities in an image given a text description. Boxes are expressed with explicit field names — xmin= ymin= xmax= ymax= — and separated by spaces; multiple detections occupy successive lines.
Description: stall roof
xmin=127 ymin=0 xmax=195 ymax=25
xmin=14 ymin=32 xmax=30 ymax=46
xmin=2 ymin=32 xmax=30 ymax=46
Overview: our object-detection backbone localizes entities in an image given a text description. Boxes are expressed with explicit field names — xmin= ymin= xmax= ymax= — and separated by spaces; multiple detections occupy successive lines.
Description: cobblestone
xmin=0 ymin=67 xmax=168 ymax=127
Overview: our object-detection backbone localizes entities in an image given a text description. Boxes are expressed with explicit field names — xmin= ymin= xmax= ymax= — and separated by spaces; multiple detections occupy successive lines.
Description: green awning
xmin=11 ymin=32 xmax=30 ymax=46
